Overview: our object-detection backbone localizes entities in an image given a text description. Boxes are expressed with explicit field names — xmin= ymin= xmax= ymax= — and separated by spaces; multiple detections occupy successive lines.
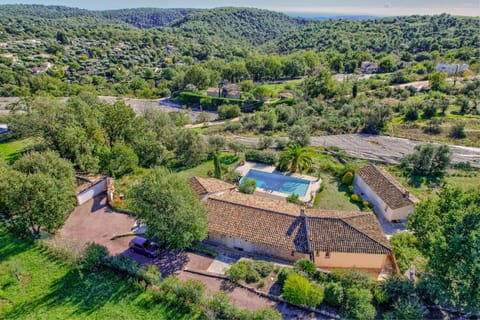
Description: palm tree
xmin=278 ymin=143 xmax=313 ymax=174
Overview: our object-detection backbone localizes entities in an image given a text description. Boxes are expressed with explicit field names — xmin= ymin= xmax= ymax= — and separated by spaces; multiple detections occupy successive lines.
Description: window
xmin=325 ymin=251 xmax=331 ymax=259
xmin=291 ymin=250 xmax=295 ymax=256
xmin=316 ymin=250 xmax=319 ymax=257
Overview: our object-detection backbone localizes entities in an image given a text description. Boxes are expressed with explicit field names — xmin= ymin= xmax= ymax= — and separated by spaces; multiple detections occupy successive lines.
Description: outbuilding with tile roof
xmin=353 ymin=164 xmax=419 ymax=222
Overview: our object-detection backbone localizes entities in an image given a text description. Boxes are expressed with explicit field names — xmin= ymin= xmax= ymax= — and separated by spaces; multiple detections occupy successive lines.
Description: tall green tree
xmin=409 ymin=187 xmax=480 ymax=311
xmin=278 ymin=143 xmax=313 ymax=173
xmin=129 ymin=168 xmax=208 ymax=249
xmin=401 ymin=144 xmax=451 ymax=178
xmin=9 ymin=151 xmax=76 ymax=237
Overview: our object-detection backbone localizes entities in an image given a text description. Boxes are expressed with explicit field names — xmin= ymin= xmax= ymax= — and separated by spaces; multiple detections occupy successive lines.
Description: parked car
xmin=129 ymin=236 xmax=161 ymax=258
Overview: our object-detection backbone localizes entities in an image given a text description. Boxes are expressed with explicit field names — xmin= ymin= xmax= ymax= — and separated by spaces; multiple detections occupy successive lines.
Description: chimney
xmin=403 ymin=191 xmax=410 ymax=198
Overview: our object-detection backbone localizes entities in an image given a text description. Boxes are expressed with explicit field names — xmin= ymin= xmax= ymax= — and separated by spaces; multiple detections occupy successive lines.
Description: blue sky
xmin=0 ymin=0 xmax=479 ymax=16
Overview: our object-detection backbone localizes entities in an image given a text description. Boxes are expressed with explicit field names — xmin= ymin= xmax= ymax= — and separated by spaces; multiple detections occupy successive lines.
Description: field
xmin=0 ymin=138 xmax=35 ymax=162
xmin=0 ymin=232 xmax=179 ymax=320
xmin=383 ymin=165 xmax=480 ymax=200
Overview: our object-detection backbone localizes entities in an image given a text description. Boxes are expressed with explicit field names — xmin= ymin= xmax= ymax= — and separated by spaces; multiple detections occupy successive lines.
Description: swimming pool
xmin=240 ymin=169 xmax=310 ymax=197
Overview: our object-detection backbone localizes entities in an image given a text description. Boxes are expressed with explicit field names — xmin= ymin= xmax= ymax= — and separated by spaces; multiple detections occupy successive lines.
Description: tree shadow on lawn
xmin=4 ymin=268 xmax=143 ymax=319
xmin=0 ymin=231 xmax=34 ymax=262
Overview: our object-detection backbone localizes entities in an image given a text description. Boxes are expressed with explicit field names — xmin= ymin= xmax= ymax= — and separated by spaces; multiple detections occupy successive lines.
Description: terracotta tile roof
xmin=306 ymin=210 xmax=391 ymax=254
xmin=205 ymin=192 xmax=391 ymax=256
xmin=356 ymin=164 xmax=419 ymax=210
xmin=205 ymin=195 xmax=309 ymax=253
xmin=189 ymin=177 xmax=235 ymax=196
xmin=210 ymin=191 xmax=302 ymax=215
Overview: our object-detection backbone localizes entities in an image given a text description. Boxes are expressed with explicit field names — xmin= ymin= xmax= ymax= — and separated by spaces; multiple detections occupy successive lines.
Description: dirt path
xmin=233 ymin=134 xmax=480 ymax=167
xmin=183 ymin=117 xmax=241 ymax=128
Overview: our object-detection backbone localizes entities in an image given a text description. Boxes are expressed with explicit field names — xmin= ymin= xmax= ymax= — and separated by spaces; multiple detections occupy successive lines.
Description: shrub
xmin=342 ymin=171 xmax=354 ymax=185
xmin=158 ymin=276 xmax=205 ymax=313
xmin=287 ymin=193 xmax=300 ymax=204
xmin=218 ymin=104 xmax=241 ymax=119
xmin=404 ymin=107 xmax=419 ymax=121
xmin=344 ymin=287 xmax=376 ymax=320
xmin=82 ymin=242 xmax=108 ymax=272
xmin=351 ymin=194 xmax=362 ymax=202
xmin=363 ymin=201 xmax=373 ymax=208
xmin=324 ymin=282 xmax=344 ymax=307
xmin=277 ymin=268 xmax=292 ymax=287
xmin=105 ymin=255 xmax=141 ymax=277
xmin=282 ymin=273 xmax=311 ymax=306
xmin=140 ymin=264 xmax=162 ymax=286
xmin=329 ymin=269 xmax=345 ymax=282
xmin=383 ymin=275 xmax=416 ymax=305
xmin=224 ymin=121 xmax=243 ymax=132
xmin=307 ymin=283 xmax=325 ymax=307
xmin=348 ymin=185 xmax=354 ymax=193
xmin=293 ymin=259 xmax=317 ymax=279
xmin=245 ymin=267 xmax=261 ymax=283
xmin=449 ymin=123 xmax=466 ymax=139
xmin=422 ymin=104 xmax=437 ymax=119
xmin=391 ymin=297 xmax=424 ymax=320
xmin=245 ymin=149 xmax=278 ymax=165
xmin=257 ymin=280 xmax=265 ymax=289
xmin=239 ymin=178 xmax=256 ymax=194
xmin=226 ymin=260 xmax=249 ymax=282
xmin=252 ymin=260 xmax=274 ymax=278
xmin=224 ymin=171 xmax=241 ymax=184
xmin=341 ymin=269 xmax=371 ymax=290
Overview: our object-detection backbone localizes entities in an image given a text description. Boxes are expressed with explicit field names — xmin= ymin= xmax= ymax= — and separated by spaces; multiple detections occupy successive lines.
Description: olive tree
xmin=129 ymin=168 xmax=208 ymax=250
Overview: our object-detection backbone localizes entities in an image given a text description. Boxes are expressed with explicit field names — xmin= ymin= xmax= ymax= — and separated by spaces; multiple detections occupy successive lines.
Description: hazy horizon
xmin=0 ymin=0 xmax=479 ymax=16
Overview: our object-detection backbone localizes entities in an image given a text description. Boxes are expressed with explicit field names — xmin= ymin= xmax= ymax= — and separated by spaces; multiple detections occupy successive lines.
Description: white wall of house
xmin=207 ymin=233 xmax=309 ymax=262
xmin=313 ymin=251 xmax=388 ymax=270
xmin=76 ymin=178 xmax=108 ymax=205
xmin=353 ymin=175 xmax=411 ymax=221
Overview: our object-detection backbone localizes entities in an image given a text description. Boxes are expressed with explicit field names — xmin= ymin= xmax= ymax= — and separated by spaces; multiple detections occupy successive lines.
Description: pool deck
xmin=236 ymin=161 xmax=322 ymax=203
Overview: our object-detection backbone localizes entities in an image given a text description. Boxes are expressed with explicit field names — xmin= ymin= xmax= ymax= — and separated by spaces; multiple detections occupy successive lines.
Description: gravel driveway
xmin=233 ymin=134 xmax=480 ymax=167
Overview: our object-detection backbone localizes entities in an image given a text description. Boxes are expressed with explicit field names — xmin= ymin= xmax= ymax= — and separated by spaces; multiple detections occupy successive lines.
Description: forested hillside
xmin=274 ymin=14 xmax=480 ymax=54
xmin=101 ymin=8 xmax=196 ymax=28
xmin=170 ymin=7 xmax=307 ymax=45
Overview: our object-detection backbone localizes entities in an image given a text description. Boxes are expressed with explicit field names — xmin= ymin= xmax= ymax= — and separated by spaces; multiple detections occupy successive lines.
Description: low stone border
xmin=184 ymin=268 xmax=342 ymax=319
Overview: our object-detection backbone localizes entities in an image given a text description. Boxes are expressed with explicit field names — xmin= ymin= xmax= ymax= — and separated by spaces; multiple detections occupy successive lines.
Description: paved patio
xmin=53 ymin=195 xmax=136 ymax=255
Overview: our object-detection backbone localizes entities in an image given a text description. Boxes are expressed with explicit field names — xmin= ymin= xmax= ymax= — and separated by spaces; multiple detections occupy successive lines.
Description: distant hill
xmin=169 ymin=7 xmax=306 ymax=45
xmin=272 ymin=14 xmax=480 ymax=54
xmin=0 ymin=5 xmax=196 ymax=29
xmin=101 ymin=8 xmax=197 ymax=28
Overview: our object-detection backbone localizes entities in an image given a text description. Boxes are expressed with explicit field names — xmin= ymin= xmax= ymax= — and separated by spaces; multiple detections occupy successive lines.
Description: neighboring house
xmin=354 ymin=164 xmax=419 ymax=222
xmin=206 ymin=87 xmax=220 ymax=97
xmin=189 ymin=176 xmax=236 ymax=200
xmin=190 ymin=179 xmax=392 ymax=272
xmin=75 ymin=174 xmax=109 ymax=205
xmin=361 ymin=61 xmax=378 ymax=74
xmin=436 ymin=63 xmax=469 ymax=75
xmin=222 ymin=83 xmax=241 ymax=99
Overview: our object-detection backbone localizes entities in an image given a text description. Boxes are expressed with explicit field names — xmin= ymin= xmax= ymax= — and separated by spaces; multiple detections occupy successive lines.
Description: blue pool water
xmin=240 ymin=169 xmax=310 ymax=197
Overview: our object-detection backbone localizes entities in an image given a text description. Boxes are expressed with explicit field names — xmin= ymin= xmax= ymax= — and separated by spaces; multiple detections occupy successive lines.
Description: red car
xmin=129 ymin=237 xmax=161 ymax=258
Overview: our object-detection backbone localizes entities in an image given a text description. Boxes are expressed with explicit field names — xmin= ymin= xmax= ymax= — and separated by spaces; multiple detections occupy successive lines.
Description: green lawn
xmin=0 ymin=138 xmax=35 ymax=162
xmin=176 ymin=153 xmax=241 ymax=180
xmin=0 ymin=231 xmax=180 ymax=320
xmin=314 ymin=171 xmax=362 ymax=211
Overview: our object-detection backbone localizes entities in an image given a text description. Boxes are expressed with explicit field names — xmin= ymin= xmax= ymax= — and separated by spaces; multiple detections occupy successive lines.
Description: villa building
xmin=353 ymin=164 xmax=419 ymax=222
xmin=190 ymin=178 xmax=392 ymax=273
